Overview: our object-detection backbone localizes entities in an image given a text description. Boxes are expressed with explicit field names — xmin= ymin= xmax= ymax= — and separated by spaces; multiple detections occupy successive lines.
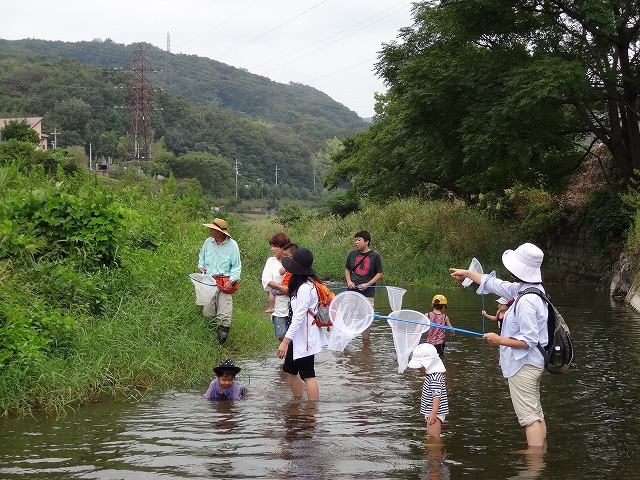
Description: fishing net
xmin=386 ymin=310 xmax=431 ymax=374
xmin=462 ymin=258 xmax=483 ymax=287
xmin=327 ymin=291 xmax=375 ymax=352
xmin=385 ymin=286 xmax=407 ymax=312
xmin=188 ymin=273 xmax=219 ymax=305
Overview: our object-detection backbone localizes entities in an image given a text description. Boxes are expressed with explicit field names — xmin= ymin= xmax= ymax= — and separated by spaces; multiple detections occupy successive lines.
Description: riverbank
xmin=0 ymin=193 xmax=612 ymax=416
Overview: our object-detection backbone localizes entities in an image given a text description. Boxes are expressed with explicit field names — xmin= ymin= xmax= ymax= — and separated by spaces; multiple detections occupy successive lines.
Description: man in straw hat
xmin=198 ymin=218 xmax=242 ymax=345
xmin=449 ymin=243 xmax=548 ymax=448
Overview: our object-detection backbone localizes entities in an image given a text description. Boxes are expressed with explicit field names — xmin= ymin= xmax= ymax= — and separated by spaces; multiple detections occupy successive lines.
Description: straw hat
xmin=502 ymin=243 xmax=543 ymax=283
xmin=407 ymin=343 xmax=446 ymax=374
xmin=282 ymin=247 xmax=316 ymax=276
xmin=202 ymin=218 xmax=232 ymax=238
xmin=213 ymin=358 xmax=241 ymax=376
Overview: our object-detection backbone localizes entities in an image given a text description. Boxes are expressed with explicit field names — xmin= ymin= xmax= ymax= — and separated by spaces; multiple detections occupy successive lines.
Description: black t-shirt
xmin=345 ymin=249 xmax=384 ymax=298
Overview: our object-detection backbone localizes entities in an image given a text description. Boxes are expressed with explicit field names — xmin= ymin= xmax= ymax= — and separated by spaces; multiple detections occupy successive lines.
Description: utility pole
xmin=235 ymin=159 xmax=240 ymax=197
xmin=313 ymin=168 xmax=316 ymax=191
xmin=89 ymin=142 xmax=92 ymax=169
xmin=124 ymin=44 xmax=159 ymax=161
xmin=257 ymin=178 xmax=263 ymax=200
xmin=275 ymin=165 xmax=279 ymax=186
xmin=165 ymin=31 xmax=172 ymax=84
xmin=49 ymin=128 xmax=59 ymax=149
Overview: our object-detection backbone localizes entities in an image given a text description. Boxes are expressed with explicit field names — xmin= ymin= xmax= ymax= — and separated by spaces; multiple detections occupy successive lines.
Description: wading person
xmin=344 ymin=230 xmax=384 ymax=341
xmin=203 ymin=358 xmax=246 ymax=400
xmin=449 ymin=243 xmax=548 ymax=448
xmin=277 ymin=247 xmax=328 ymax=401
xmin=261 ymin=232 xmax=291 ymax=342
xmin=198 ymin=218 xmax=241 ymax=345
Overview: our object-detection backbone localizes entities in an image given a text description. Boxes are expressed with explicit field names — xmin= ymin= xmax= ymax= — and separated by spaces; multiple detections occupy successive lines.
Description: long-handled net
xmin=461 ymin=257 xmax=485 ymax=332
xmin=327 ymin=291 xmax=375 ymax=352
xmin=385 ymin=310 xmax=431 ymax=374
xmin=188 ymin=273 xmax=219 ymax=306
xmin=385 ymin=286 xmax=407 ymax=312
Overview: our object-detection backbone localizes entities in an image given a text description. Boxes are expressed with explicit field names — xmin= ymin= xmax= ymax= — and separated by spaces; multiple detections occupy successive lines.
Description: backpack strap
xmin=513 ymin=287 xmax=550 ymax=358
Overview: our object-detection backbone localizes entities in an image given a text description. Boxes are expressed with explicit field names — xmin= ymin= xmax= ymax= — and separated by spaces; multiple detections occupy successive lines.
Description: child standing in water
xmin=408 ymin=343 xmax=449 ymax=438
xmin=482 ymin=297 xmax=512 ymax=331
xmin=203 ymin=359 xmax=246 ymax=400
xmin=425 ymin=295 xmax=454 ymax=356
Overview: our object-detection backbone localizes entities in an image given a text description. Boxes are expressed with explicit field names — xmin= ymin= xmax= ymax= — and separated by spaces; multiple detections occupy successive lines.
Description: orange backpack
xmin=308 ymin=279 xmax=336 ymax=330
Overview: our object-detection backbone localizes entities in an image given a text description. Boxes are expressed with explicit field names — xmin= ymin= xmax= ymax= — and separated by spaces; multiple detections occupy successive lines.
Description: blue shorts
xmin=272 ymin=315 xmax=290 ymax=339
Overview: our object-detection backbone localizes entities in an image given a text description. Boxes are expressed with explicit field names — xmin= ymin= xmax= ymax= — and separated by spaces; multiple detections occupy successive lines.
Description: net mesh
xmin=386 ymin=310 xmax=431 ymax=374
xmin=188 ymin=273 xmax=218 ymax=305
xmin=327 ymin=291 xmax=375 ymax=352
xmin=385 ymin=286 xmax=407 ymax=311
xmin=462 ymin=257 xmax=483 ymax=287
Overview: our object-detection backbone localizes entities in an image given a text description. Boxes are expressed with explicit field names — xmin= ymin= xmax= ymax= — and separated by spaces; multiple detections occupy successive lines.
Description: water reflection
xmin=1 ymin=285 xmax=640 ymax=478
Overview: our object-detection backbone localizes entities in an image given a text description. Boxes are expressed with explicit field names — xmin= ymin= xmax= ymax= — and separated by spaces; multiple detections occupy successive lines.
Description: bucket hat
xmin=407 ymin=343 xmax=446 ymax=374
xmin=213 ymin=358 xmax=241 ymax=376
xmin=502 ymin=242 xmax=543 ymax=283
xmin=202 ymin=218 xmax=232 ymax=238
xmin=282 ymin=247 xmax=316 ymax=276
xmin=496 ymin=297 xmax=509 ymax=305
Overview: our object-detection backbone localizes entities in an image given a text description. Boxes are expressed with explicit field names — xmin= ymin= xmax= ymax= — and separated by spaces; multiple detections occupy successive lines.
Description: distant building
xmin=0 ymin=117 xmax=48 ymax=151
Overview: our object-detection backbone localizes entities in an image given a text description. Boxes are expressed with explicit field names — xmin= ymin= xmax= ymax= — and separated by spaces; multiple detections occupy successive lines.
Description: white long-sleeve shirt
xmin=286 ymin=281 xmax=328 ymax=360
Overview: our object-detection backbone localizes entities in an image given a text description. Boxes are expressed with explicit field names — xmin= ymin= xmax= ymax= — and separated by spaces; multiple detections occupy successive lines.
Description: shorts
xmin=508 ymin=364 xmax=544 ymax=426
xmin=433 ymin=343 xmax=445 ymax=356
xmin=282 ymin=342 xmax=316 ymax=379
xmin=272 ymin=315 xmax=290 ymax=339
xmin=424 ymin=414 xmax=446 ymax=423
xmin=270 ymin=288 xmax=278 ymax=295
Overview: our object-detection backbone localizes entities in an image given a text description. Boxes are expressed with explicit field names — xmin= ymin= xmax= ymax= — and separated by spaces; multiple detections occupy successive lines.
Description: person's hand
xmin=357 ymin=284 xmax=366 ymax=291
xmin=277 ymin=338 xmax=290 ymax=359
xmin=482 ymin=310 xmax=487 ymax=317
xmin=449 ymin=268 xmax=468 ymax=281
xmin=347 ymin=281 xmax=355 ymax=290
xmin=280 ymin=286 xmax=289 ymax=296
xmin=428 ymin=411 xmax=438 ymax=426
xmin=483 ymin=332 xmax=501 ymax=346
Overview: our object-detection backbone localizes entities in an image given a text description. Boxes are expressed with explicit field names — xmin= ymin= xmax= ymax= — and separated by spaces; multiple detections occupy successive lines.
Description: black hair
xmin=288 ymin=272 xmax=321 ymax=298
xmin=354 ymin=230 xmax=371 ymax=244
xmin=282 ymin=242 xmax=298 ymax=252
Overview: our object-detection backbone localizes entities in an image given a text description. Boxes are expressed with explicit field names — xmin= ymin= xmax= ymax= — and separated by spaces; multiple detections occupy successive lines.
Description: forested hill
xmin=0 ymin=38 xmax=367 ymax=144
xmin=0 ymin=38 xmax=369 ymax=195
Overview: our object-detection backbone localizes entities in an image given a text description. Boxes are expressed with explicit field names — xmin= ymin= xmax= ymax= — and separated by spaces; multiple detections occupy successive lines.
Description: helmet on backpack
xmin=432 ymin=294 xmax=447 ymax=308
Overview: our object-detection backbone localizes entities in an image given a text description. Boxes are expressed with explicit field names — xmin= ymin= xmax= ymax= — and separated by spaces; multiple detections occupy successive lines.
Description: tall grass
xmin=1 ymin=195 xmax=523 ymax=416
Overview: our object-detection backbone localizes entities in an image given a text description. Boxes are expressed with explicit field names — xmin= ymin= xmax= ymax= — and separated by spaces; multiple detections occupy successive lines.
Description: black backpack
xmin=515 ymin=288 xmax=576 ymax=374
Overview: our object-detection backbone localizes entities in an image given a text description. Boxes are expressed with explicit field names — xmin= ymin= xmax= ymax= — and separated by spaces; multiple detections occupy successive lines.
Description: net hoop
xmin=188 ymin=273 xmax=218 ymax=305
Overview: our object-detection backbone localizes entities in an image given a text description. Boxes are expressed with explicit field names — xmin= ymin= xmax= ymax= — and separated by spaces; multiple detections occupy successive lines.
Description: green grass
xmin=1 ymin=197 xmax=523 ymax=416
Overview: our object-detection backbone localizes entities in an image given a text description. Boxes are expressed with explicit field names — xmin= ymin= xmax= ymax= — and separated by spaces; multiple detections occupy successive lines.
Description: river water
xmin=1 ymin=285 xmax=639 ymax=479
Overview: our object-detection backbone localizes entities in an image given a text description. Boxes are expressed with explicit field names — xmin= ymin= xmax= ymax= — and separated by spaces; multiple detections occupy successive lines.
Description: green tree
xmin=330 ymin=1 xmax=640 ymax=200
xmin=0 ymin=120 xmax=39 ymax=145
xmin=169 ymin=152 xmax=234 ymax=197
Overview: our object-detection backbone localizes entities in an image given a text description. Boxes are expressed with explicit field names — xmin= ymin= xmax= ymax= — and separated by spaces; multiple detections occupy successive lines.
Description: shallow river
xmin=1 ymin=285 xmax=640 ymax=479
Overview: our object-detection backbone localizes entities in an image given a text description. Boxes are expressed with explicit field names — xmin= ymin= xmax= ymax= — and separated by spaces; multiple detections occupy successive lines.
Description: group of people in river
xmin=196 ymin=218 xmax=549 ymax=448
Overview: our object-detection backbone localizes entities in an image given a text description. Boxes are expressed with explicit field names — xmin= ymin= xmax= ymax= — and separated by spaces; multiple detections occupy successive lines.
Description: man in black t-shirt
xmin=344 ymin=230 xmax=384 ymax=341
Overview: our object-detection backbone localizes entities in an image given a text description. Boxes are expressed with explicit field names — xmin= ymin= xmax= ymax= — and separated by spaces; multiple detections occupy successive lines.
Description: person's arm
xmin=345 ymin=267 xmax=355 ymax=289
xmin=483 ymin=332 xmax=528 ymax=349
xmin=449 ymin=268 xmax=482 ymax=285
xmin=228 ymin=242 xmax=242 ymax=283
xmin=482 ymin=310 xmax=498 ymax=321
xmin=198 ymin=240 xmax=208 ymax=273
xmin=360 ymin=271 xmax=383 ymax=289
xmin=277 ymin=283 xmax=312 ymax=358
xmin=444 ymin=315 xmax=455 ymax=336
xmin=428 ymin=397 xmax=440 ymax=426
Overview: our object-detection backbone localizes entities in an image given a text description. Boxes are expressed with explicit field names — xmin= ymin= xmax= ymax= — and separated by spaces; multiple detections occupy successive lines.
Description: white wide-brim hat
xmin=407 ymin=343 xmax=446 ymax=374
xmin=502 ymin=242 xmax=543 ymax=283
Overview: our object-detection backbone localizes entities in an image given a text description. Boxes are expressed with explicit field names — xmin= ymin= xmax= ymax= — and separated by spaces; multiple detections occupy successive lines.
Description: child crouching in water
xmin=204 ymin=358 xmax=246 ymax=400
xmin=408 ymin=343 xmax=449 ymax=438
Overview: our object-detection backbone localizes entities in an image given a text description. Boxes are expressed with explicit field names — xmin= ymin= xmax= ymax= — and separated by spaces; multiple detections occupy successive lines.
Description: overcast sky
xmin=1 ymin=0 xmax=415 ymax=118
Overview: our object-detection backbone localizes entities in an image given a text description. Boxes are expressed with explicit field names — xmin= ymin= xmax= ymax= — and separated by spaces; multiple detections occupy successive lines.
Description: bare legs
xmin=285 ymin=373 xmax=319 ymax=401
xmin=525 ymin=420 xmax=547 ymax=447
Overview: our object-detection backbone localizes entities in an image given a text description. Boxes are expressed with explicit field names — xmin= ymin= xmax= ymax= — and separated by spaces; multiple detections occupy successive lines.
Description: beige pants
xmin=508 ymin=364 xmax=544 ymax=426
xmin=202 ymin=290 xmax=233 ymax=327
